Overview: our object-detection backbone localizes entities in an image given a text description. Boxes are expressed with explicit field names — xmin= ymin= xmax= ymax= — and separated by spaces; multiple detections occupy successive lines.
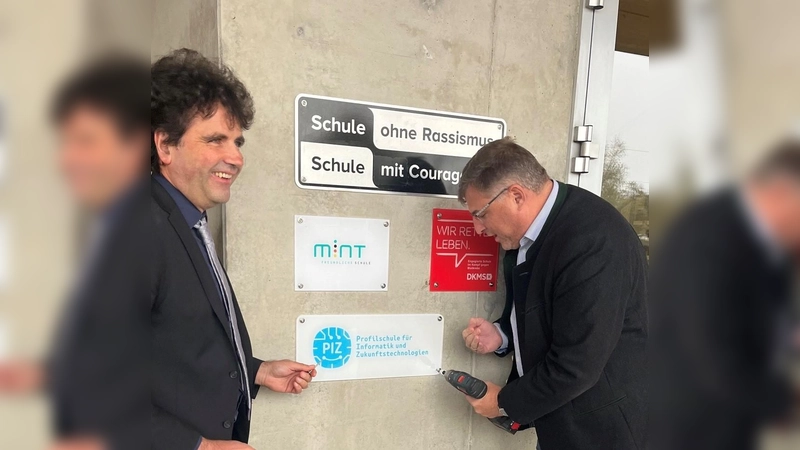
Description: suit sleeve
xmin=497 ymin=229 xmax=642 ymax=424
xmin=249 ymin=357 xmax=264 ymax=398
xmin=494 ymin=323 xmax=510 ymax=353
xmin=494 ymin=318 xmax=513 ymax=357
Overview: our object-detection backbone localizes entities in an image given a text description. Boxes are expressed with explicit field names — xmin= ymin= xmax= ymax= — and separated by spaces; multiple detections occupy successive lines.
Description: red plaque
xmin=429 ymin=208 xmax=499 ymax=292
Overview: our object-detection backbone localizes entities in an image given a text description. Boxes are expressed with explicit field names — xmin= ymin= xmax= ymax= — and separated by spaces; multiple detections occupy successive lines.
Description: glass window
xmin=602 ymin=51 xmax=649 ymax=257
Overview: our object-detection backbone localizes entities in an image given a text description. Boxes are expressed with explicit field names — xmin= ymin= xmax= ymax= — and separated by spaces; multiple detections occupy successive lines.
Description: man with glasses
xmin=458 ymin=137 xmax=648 ymax=449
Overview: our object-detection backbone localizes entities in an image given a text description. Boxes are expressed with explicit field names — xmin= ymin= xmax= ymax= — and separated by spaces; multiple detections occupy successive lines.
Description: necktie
xmin=194 ymin=216 xmax=252 ymax=420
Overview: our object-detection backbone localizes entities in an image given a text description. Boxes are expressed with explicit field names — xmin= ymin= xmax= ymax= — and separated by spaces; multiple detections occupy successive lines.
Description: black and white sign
xmin=295 ymin=94 xmax=507 ymax=197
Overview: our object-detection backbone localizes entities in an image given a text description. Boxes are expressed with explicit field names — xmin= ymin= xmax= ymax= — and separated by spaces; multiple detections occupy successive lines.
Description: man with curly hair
xmin=150 ymin=49 xmax=316 ymax=450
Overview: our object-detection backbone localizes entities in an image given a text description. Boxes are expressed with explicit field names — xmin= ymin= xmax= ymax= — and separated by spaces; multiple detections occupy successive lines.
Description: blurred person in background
xmin=150 ymin=49 xmax=315 ymax=450
xmin=0 ymin=54 xmax=150 ymax=449
xmin=651 ymin=139 xmax=800 ymax=450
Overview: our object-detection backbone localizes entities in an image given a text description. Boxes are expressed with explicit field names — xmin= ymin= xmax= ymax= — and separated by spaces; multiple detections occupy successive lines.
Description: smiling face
xmin=155 ymin=105 xmax=245 ymax=211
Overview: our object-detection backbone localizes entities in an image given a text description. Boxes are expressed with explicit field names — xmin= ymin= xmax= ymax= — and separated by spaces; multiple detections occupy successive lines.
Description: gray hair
xmin=458 ymin=136 xmax=549 ymax=203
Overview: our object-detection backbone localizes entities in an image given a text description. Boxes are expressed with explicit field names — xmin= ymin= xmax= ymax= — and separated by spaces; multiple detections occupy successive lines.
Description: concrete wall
xmin=219 ymin=1 xmax=582 ymax=448
xmin=151 ymin=0 xmax=219 ymax=62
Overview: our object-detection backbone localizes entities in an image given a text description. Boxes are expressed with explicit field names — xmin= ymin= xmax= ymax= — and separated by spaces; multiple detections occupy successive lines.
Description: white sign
xmin=299 ymin=142 xmax=377 ymax=188
xmin=294 ymin=215 xmax=390 ymax=291
xmin=369 ymin=107 xmax=504 ymax=158
xmin=296 ymin=314 xmax=444 ymax=382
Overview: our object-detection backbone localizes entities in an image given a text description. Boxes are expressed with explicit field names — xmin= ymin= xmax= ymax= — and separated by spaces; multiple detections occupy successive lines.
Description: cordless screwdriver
xmin=438 ymin=368 xmax=522 ymax=434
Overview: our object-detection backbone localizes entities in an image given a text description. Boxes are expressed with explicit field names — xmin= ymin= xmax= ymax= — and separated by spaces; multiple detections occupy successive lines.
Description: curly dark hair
xmin=150 ymin=48 xmax=255 ymax=173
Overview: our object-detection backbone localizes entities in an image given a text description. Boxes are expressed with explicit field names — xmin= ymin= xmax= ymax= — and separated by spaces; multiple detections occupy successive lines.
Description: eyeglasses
xmin=471 ymin=187 xmax=510 ymax=221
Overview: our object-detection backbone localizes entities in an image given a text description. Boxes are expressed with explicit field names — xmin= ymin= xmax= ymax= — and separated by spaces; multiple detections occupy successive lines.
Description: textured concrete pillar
xmin=219 ymin=1 xmax=582 ymax=448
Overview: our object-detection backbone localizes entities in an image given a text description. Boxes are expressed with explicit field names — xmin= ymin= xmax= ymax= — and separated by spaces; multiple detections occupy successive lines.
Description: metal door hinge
xmin=574 ymin=125 xmax=593 ymax=142
xmin=587 ymin=0 xmax=604 ymax=10
xmin=573 ymin=125 xmax=599 ymax=159
xmin=572 ymin=157 xmax=590 ymax=174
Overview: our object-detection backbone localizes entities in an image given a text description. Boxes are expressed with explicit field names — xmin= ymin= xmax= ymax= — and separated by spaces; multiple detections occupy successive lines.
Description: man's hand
xmin=0 ymin=359 xmax=43 ymax=395
xmin=198 ymin=438 xmax=254 ymax=450
xmin=255 ymin=360 xmax=316 ymax=394
xmin=465 ymin=380 xmax=502 ymax=418
xmin=462 ymin=317 xmax=503 ymax=354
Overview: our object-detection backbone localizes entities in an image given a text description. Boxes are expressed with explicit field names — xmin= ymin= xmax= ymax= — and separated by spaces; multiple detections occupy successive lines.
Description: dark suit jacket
xmin=150 ymin=177 xmax=263 ymax=448
xmin=495 ymin=183 xmax=649 ymax=449
xmin=649 ymin=189 xmax=793 ymax=450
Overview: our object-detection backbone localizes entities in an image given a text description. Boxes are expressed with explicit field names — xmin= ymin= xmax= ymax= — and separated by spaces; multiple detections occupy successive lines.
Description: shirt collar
xmin=520 ymin=180 xmax=559 ymax=248
xmin=154 ymin=174 xmax=205 ymax=228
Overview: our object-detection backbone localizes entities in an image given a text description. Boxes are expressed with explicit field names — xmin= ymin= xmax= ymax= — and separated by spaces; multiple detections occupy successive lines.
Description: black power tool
xmin=438 ymin=368 xmax=522 ymax=434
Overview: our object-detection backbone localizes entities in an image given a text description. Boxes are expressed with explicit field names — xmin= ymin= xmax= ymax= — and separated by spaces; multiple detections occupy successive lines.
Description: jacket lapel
xmin=501 ymin=250 xmax=519 ymax=324
xmin=153 ymin=180 xmax=233 ymax=343
xmin=511 ymin=258 xmax=535 ymax=342
xmin=512 ymin=261 xmax=535 ymax=300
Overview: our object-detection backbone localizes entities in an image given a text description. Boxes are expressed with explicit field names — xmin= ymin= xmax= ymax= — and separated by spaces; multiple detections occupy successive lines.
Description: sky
xmin=607 ymin=51 xmax=649 ymax=193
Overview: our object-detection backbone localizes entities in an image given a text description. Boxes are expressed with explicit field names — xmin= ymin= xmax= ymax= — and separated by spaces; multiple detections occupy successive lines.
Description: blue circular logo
xmin=313 ymin=327 xmax=352 ymax=369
